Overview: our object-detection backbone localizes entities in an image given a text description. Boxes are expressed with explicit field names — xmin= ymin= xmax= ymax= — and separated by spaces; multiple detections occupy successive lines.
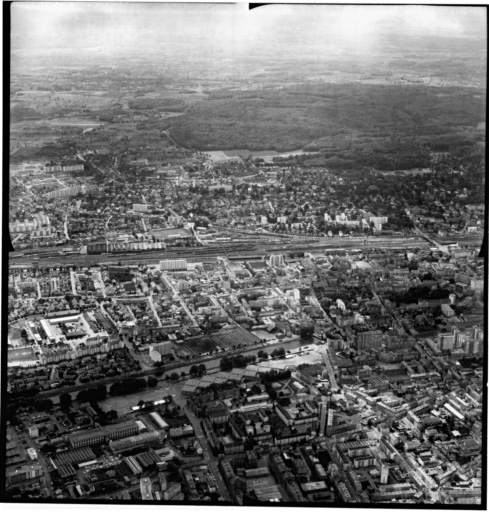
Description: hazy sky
xmin=11 ymin=3 xmax=487 ymax=56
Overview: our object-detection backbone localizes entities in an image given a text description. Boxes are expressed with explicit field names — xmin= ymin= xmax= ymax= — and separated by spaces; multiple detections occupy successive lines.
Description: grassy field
xmin=204 ymin=151 xmax=237 ymax=162
xmin=48 ymin=118 xmax=104 ymax=127
xmin=204 ymin=148 xmax=312 ymax=162
xmin=222 ymin=149 xmax=252 ymax=157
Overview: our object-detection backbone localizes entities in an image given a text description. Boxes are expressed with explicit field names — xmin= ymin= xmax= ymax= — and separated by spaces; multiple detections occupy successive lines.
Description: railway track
xmin=10 ymin=236 xmax=432 ymax=268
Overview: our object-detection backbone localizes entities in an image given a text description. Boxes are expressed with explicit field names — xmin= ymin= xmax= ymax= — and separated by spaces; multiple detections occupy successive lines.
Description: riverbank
xmin=96 ymin=342 xmax=323 ymax=415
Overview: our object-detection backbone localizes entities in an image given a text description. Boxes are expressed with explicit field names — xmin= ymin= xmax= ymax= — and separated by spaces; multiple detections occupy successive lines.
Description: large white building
xmin=140 ymin=477 xmax=154 ymax=500
xmin=369 ymin=216 xmax=389 ymax=230
xmin=149 ymin=341 xmax=173 ymax=362
xmin=44 ymin=184 xmax=99 ymax=200
xmin=160 ymin=259 xmax=187 ymax=271
xmin=335 ymin=213 xmax=348 ymax=223
xmin=133 ymin=204 xmax=151 ymax=213
xmin=269 ymin=254 xmax=284 ymax=267
xmin=45 ymin=185 xmax=82 ymax=199
xmin=44 ymin=162 xmax=85 ymax=173
xmin=9 ymin=213 xmax=51 ymax=233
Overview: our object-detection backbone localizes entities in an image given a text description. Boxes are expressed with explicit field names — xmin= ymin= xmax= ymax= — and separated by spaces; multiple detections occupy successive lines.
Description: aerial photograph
xmin=4 ymin=2 xmax=486 ymax=507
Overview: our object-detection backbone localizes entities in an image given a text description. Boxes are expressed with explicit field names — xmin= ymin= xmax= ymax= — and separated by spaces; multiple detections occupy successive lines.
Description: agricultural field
xmin=11 ymin=90 xmax=116 ymax=117
xmin=48 ymin=118 xmax=105 ymax=127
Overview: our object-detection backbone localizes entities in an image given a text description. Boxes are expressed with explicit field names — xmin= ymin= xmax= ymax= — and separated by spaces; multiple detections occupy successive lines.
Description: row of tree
xmin=189 ymin=364 xmax=207 ymax=376
xmin=220 ymin=353 xmax=256 ymax=372
xmin=165 ymin=372 xmax=185 ymax=381
xmin=256 ymin=347 xmax=286 ymax=360
xmin=109 ymin=378 xmax=148 ymax=396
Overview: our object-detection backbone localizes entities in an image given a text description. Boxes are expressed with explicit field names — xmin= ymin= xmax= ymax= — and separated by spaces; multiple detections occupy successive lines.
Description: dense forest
xmin=128 ymin=97 xmax=186 ymax=112
xmin=168 ymin=83 xmax=485 ymax=169
xmin=273 ymin=131 xmax=484 ymax=171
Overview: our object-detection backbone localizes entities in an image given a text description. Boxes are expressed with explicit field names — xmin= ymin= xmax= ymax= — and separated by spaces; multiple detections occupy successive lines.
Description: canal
xmin=95 ymin=337 xmax=322 ymax=415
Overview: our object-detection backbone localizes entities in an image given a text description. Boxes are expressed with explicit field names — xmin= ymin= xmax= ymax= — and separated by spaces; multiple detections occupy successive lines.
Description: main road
xmin=182 ymin=404 xmax=232 ymax=502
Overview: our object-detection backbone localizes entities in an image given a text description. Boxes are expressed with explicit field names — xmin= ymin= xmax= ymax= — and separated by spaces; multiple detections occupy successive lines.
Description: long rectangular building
xmin=44 ymin=162 xmax=85 ymax=173
xmin=149 ymin=412 xmax=169 ymax=430
xmin=160 ymin=259 xmax=187 ymax=271
xmin=67 ymin=421 xmax=139 ymax=448
xmin=109 ymin=431 xmax=165 ymax=454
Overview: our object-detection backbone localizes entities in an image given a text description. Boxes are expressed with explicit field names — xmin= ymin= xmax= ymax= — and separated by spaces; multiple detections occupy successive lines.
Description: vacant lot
xmin=150 ymin=227 xmax=192 ymax=239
